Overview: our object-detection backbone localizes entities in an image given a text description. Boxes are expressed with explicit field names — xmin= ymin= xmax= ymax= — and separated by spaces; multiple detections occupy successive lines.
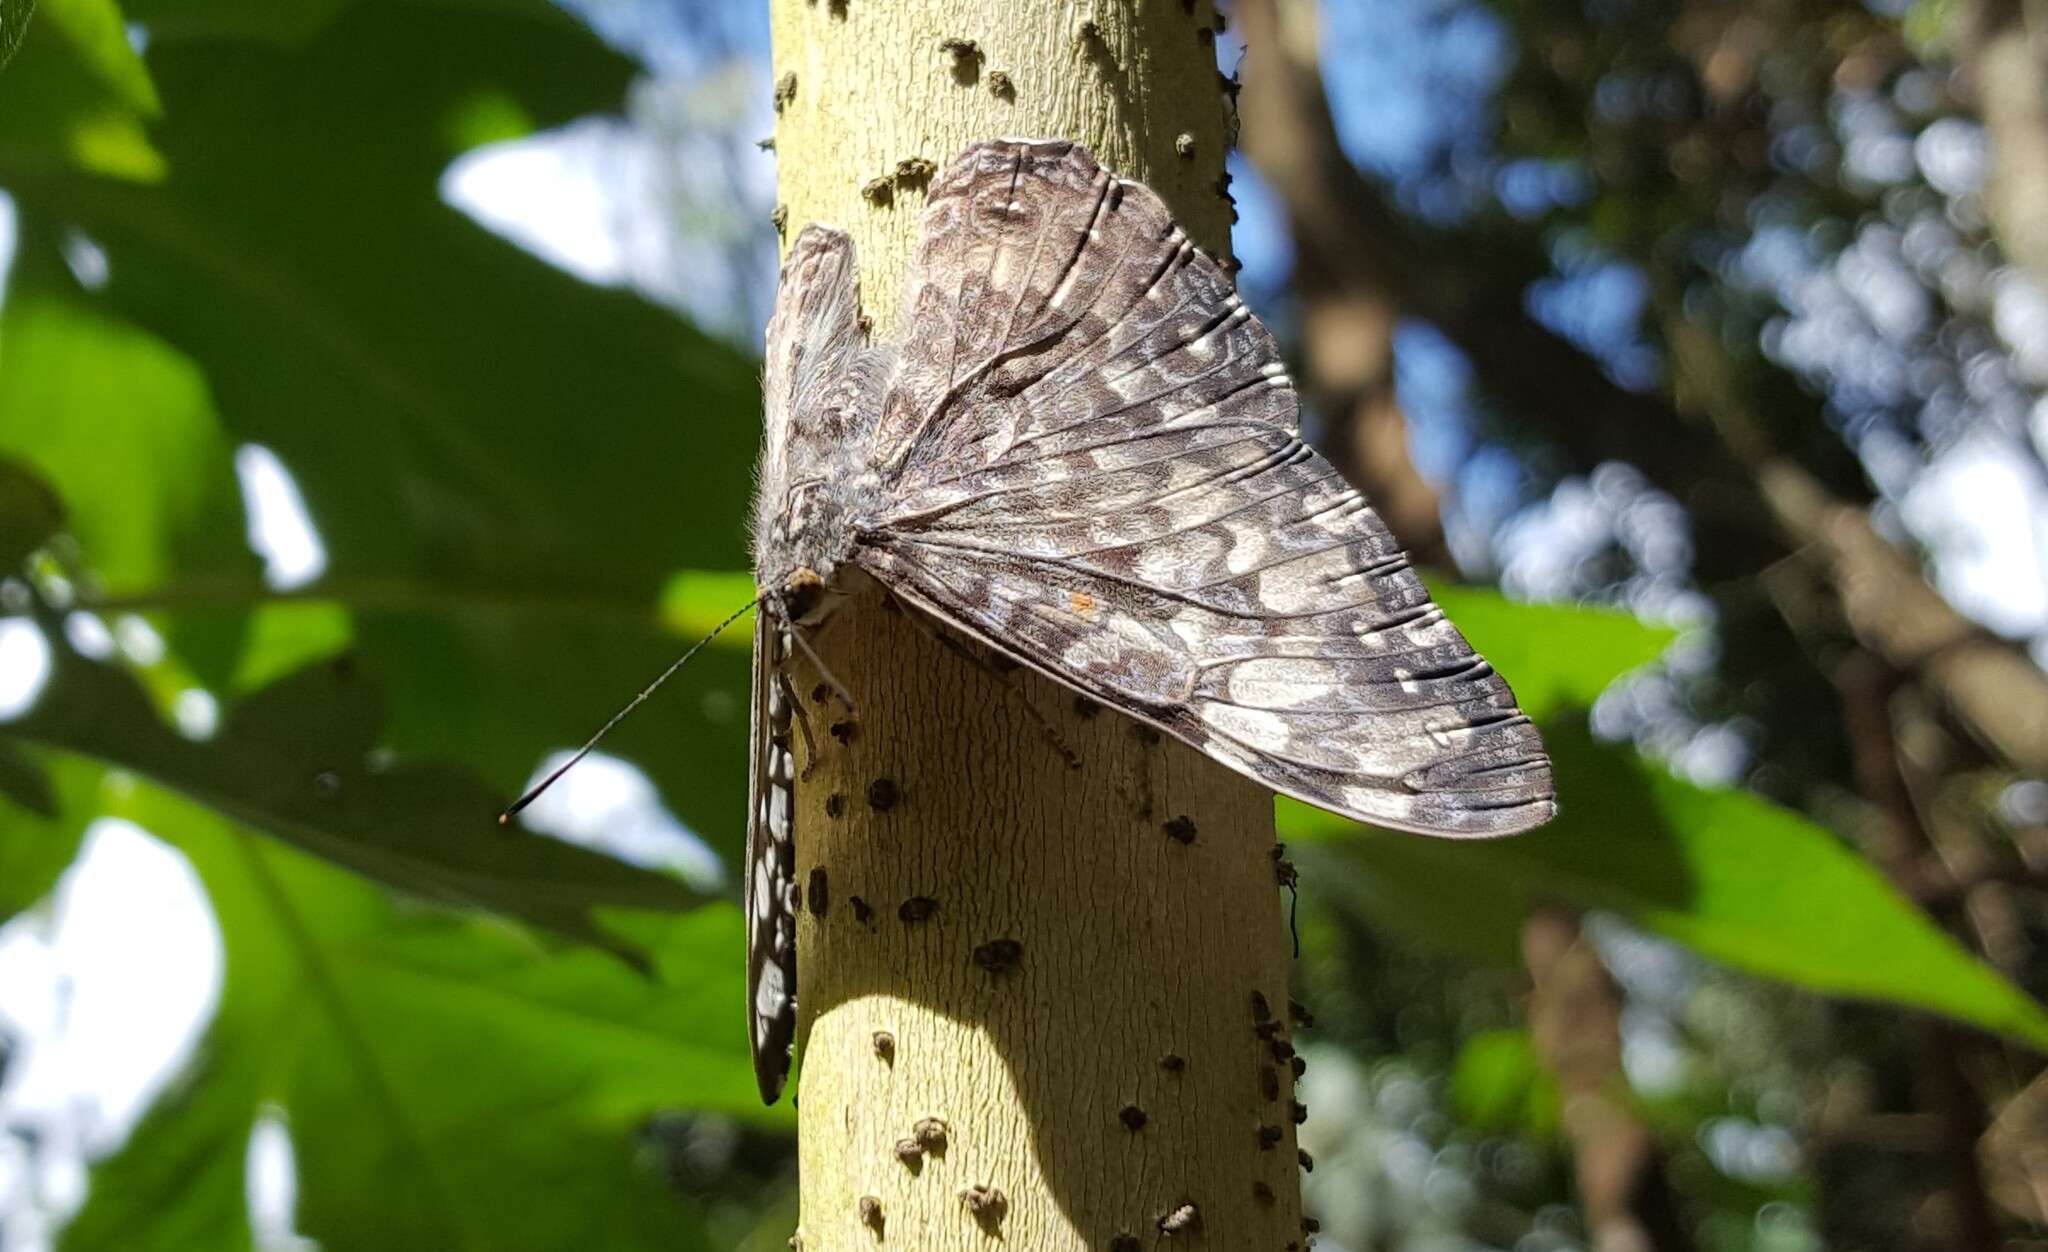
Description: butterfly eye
xmin=782 ymin=570 xmax=825 ymax=622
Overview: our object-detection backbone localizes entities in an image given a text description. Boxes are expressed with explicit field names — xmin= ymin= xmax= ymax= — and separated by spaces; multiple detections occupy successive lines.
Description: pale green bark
xmin=768 ymin=1 xmax=1306 ymax=1247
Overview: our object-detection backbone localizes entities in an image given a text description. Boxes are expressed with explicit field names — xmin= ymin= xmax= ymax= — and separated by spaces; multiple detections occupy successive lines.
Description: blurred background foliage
xmin=3 ymin=0 xmax=2048 ymax=1248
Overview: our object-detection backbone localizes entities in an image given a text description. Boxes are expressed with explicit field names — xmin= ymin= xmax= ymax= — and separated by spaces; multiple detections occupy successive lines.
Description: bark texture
xmin=767 ymin=2 xmax=1305 ymax=1247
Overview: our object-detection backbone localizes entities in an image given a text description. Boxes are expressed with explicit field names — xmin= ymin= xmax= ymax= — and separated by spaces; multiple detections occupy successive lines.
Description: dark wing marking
xmin=859 ymin=140 xmax=1552 ymax=838
xmin=745 ymin=613 xmax=798 ymax=1102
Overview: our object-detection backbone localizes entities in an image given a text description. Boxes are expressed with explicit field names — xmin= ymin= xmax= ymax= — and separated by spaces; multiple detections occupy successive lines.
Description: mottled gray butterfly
xmin=744 ymin=138 xmax=1554 ymax=1104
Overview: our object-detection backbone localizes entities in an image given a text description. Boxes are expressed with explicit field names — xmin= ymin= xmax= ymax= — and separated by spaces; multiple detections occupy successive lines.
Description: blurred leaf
xmin=1287 ymin=722 xmax=2048 ymax=1050
xmin=0 ymin=291 xmax=249 ymax=595
xmin=0 ymin=0 xmax=159 ymax=179
xmin=0 ymin=0 xmax=764 ymax=865
xmin=0 ymin=289 xmax=254 ymax=685
xmin=227 ymin=599 xmax=353 ymax=693
xmin=6 ymin=643 xmax=707 ymax=955
xmin=1449 ymin=1028 xmax=1559 ymax=1136
xmin=1427 ymin=579 xmax=1675 ymax=722
xmin=0 ymin=0 xmax=31 ymax=72
xmin=0 ymin=738 xmax=55 ymax=815
xmin=118 ymin=0 xmax=581 ymax=47
xmin=39 ymin=0 xmax=156 ymax=114
xmin=658 ymin=568 xmax=760 ymax=643
xmin=60 ymin=779 xmax=761 ymax=1252
xmin=0 ymin=454 xmax=65 ymax=569
xmin=0 ymin=748 xmax=95 ymax=922
xmin=57 ymin=1039 xmax=264 ymax=1252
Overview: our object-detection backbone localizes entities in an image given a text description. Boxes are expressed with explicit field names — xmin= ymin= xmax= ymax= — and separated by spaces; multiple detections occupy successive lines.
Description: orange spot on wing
xmin=1068 ymin=591 xmax=1096 ymax=616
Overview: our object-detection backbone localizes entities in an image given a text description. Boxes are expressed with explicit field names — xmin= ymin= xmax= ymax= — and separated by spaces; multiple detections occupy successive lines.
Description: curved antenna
xmin=499 ymin=593 xmax=762 ymax=825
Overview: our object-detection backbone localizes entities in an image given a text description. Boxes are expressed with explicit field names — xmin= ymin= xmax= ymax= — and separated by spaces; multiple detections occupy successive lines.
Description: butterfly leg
xmin=787 ymin=623 xmax=857 ymax=713
xmin=778 ymin=670 xmax=823 ymax=781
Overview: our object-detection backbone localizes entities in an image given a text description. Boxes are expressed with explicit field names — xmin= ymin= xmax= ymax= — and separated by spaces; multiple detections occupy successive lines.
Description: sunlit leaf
xmin=1287 ymin=723 xmax=2048 ymax=1051
xmin=0 ymin=291 xmax=249 ymax=595
xmin=658 ymin=569 xmax=760 ymax=645
xmin=38 ymin=0 xmax=156 ymax=114
xmin=59 ymin=780 xmax=758 ymax=1252
xmin=0 ymin=1 xmax=764 ymax=863
xmin=6 ymin=645 xmax=708 ymax=955
xmin=0 ymin=290 xmax=253 ymax=684
xmin=0 ymin=0 xmax=160 ymax=179
xmin=1427 ymin=579 xmax=1675 ymax=722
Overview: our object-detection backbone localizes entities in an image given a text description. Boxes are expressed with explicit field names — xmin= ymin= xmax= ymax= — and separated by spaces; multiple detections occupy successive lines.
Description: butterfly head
xmin=778 ymin=567 xmax=830 ymax=626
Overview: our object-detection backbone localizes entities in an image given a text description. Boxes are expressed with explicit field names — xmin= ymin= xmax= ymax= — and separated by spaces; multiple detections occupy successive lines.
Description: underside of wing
xmin=861 ymin=140 xmax=1553 ymax=838
xmin=744 ymin=613 xmax=797 ymax=1102
xmin=759 ymin=226 xmax=865 ymax=536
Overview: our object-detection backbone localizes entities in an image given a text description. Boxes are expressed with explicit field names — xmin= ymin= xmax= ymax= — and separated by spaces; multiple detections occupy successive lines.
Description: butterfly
xmin=747 ymin=138 xmax=1554 ymax=1103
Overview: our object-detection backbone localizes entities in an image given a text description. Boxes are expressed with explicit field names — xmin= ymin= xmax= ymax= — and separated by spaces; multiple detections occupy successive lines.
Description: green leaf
xmin=0 ymin=0 xmax=159 ymax=179
xmin=6 ymin=643 xmax=707 ymax=956
xmin=1 ymin=0 xmax=765 ymax=864
xmin=1427 ymin=579 xmax=1676 ymax=722
xmin=60 ymin=780 xmax=758 ymax=1252
xmin=1284 ymin=723 xmax=2048 ymax=1050
xmin=38 ymin=0 xmax=156 ymax=114
xmin=658 ymin=569 xmax=762 ymax=644
xmin=118 ymin=0 xmax=582 ymax=48
xmin=0 ymin=454 xmax=65 ymax=571
xmin=0 ymin=291 xmax=249 ymax=596
xmin=1448 ymin=1028 xmax=1560 ymax=1136
xmin=0 ymin=749 xmax=96 ymax=922
xmin=227 ymin=599 xmax=353 ymax=693
xmin=0 ymin=290 xmax=254 ymax=687
xmin=0 ymin=0 xmax=31 ymax=77
xmin=57 ymin=1038 xmax=264 ymax=1252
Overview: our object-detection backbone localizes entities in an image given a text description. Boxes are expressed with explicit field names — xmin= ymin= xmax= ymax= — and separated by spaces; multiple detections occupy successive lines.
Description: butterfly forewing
xmin=856 ymin=140 xmax=1552 ymax=837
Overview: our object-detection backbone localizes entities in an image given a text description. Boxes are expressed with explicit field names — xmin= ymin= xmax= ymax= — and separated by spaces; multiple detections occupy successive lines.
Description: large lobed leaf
xmin=0 ymin=4 xmax=774 ymax=1242
xmin=1289 ymin=589 xmax=2048 ymax=1048
xmin=1 ymin=0 xmax=766 ymax=871
xmin=9 ymin=641 xmax=709 ymax=955
xmin=54 ymin=778 xmax=764 ymax=1252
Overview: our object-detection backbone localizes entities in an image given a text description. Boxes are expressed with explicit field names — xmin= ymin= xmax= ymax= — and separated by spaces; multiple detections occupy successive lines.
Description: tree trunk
xmin=767 ymin=3 xmax=1306 ymax=1248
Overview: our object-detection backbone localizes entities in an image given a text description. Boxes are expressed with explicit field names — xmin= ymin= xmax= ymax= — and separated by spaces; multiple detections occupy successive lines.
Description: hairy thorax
xmin=754 ymin=425 xmax=888 ymax=627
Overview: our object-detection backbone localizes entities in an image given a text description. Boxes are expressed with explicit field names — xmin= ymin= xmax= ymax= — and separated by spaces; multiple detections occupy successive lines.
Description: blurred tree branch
xmin=1960 ymin=0 xmax=2048 ymax=297
xmin=1832 ymin=652 xmax=2001 ymax=1250
xmin=1235 ymin=0 xmax=2048 ymax=779
xmin=1236 ymin=0 xmax=1776 ymax=583
xmin=1233 ymin=0 xmax=1446 ymax=563
xmin=1521 ymin=906 xmax=1697 ymax=1252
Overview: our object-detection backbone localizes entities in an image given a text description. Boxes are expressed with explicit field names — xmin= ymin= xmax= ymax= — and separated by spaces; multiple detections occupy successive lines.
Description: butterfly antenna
xmin=499 ymin=593 xmax=762 ymax=825
xmin=784 ymin=616 xmax=856 ymax=711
